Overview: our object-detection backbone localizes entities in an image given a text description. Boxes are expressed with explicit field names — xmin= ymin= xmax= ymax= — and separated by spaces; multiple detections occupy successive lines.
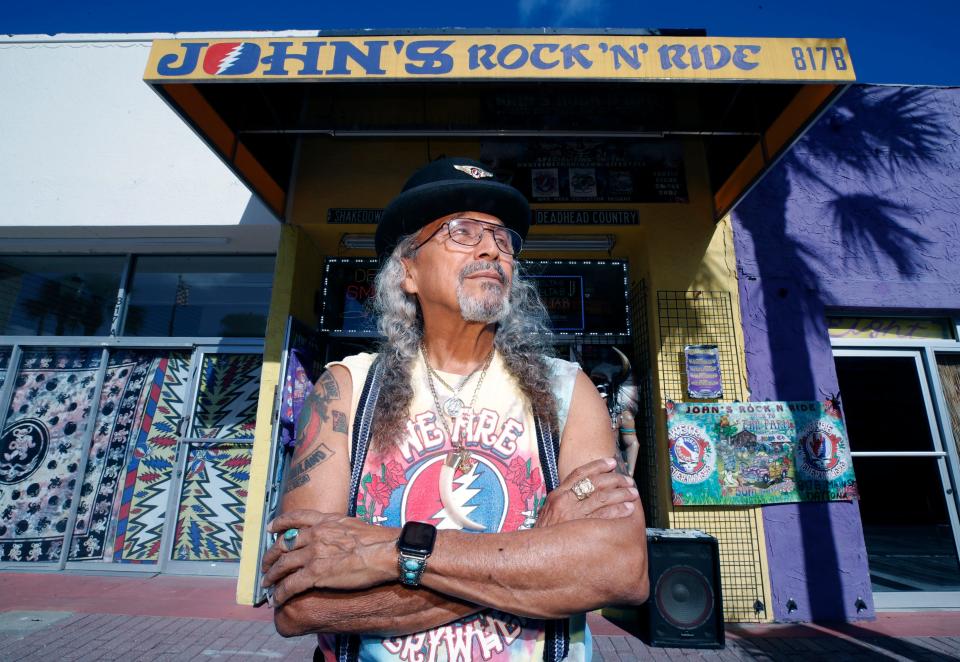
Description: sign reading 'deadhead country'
xmin=667 ymin=400 xmax=859 ymax=506
xmin=145 ymin=35 xmax=855 ymax=83
xmin=326 ymin=208 xmax=640 ymax=225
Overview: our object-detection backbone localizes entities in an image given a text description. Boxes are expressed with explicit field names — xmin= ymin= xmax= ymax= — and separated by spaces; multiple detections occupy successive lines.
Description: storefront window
xmin=124 ymin=256 xmax=274 ymax=338
xmin=0 ymin=347 xmax=10 ymax=390
xmin=0 ymin=256 xmax=125 ymax=337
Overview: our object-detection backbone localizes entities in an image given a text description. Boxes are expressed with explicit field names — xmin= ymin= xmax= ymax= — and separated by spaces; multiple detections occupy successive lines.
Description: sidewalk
xmin=2 ymin=572 xmax=959 ymax=661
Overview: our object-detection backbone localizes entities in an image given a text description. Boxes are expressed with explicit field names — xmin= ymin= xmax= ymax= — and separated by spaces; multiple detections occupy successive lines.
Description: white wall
xmin=0 ymin=34 xmax=288 ymax=253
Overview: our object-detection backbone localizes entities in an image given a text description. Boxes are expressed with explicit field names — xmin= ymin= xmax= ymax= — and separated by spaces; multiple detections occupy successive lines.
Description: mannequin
xmin=589 ymin=347 xmax=640 ymax=476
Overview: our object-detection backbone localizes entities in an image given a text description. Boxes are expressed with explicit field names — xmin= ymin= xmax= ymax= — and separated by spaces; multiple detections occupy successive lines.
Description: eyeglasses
xmin=414 ymin=218 xmax=523 ymax=256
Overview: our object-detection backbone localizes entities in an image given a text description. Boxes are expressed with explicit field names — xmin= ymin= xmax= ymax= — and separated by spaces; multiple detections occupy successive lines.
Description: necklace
xmin=424 ymin=359 xmax=481 ymax=417
xmin=421 ymin=343 xmax=495 ymax=472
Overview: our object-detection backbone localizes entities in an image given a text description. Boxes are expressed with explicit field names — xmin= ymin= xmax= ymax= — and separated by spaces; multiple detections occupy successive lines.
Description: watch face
xmin=399 ymin=521 xmax=437 ymax=555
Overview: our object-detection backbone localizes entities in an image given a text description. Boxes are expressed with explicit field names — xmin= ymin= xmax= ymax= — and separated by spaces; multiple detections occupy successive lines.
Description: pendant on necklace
xmin=456 ymin=448 xmax=474 ymax=472
xmin=442 ymin=396 xmax=464 ymax=417
xmin=443 ymin=449 xmax=475 ymax=473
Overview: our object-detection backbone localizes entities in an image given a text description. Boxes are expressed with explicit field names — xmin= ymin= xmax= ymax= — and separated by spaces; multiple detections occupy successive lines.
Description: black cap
xmin=375 ymin=157 xmax=530 ymax=258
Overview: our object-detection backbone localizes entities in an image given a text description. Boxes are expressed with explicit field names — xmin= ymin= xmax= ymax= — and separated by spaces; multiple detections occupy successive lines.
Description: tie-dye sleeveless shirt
xmin=315 ymin=351 xmax=591 ymax=662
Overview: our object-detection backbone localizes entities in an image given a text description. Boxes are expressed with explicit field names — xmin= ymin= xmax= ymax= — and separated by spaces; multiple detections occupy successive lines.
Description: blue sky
xmin=4 ymin=0 xmax=959 ymax=85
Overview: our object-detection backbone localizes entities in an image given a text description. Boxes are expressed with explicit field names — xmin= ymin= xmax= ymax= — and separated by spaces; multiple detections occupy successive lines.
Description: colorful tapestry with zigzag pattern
xmin=112 ymin=351 xmax=191 ymax=563
xmin=189 ymin=354 xmax=261 ymax=440
xmin=172 ymin=442 xmax=251 ymax=561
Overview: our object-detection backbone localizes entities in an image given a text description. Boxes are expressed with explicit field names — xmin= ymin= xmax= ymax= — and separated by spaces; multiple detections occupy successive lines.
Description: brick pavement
xmin=3 ymin=573 xmax=960 ymax=661
xmin=3 ymin=610 xmax=959 ymax=661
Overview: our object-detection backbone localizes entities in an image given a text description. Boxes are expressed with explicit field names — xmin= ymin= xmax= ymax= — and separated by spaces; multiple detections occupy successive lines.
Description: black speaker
xmin=604 ymin=528 xmax=724 ymax=649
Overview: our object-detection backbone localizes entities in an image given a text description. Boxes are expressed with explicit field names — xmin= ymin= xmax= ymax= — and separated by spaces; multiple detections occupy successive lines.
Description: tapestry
xmin=66 ymin=350 xmax=191 ymax=563
xmin=171 ymin=442 xmax=251 ymax=562
xmin=114 ymin=352 xmax=191 ymax=563
xmin=190 ymin=354 xmax=262 ymax=439
xmin=68 ymin=350 xmax=154 ymax=560
xmin=0 ymin=348 xmax=102 ymax=562
xmin=667 ymin=400 xmax=859 ymax=506
xmin=279 ymin=319 xmax=323 ymax=448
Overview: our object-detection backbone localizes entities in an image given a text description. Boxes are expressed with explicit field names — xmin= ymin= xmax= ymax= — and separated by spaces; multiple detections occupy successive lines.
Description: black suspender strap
xmin=535 ymin=415 xmax=571 ymax=662
xmin=336 ymin=355 xmax=384 ymax=662
xmin=346 ymin=355 xmax=384 ymax=519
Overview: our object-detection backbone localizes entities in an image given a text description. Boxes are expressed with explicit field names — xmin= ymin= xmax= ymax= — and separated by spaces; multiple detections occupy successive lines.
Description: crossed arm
xmin=262 ymin=365 xmax=648 ymax=637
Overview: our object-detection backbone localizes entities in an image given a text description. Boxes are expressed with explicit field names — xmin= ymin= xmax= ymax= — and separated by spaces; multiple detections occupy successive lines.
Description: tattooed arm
xmin=265 ymin=370 xmax=647 ymax=622
xmin=271 ymin=365 xmax=482 ymax=638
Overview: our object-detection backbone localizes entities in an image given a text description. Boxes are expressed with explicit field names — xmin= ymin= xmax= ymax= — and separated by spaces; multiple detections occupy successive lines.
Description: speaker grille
xmin=655 ymin=565 xmax=714 ymax=630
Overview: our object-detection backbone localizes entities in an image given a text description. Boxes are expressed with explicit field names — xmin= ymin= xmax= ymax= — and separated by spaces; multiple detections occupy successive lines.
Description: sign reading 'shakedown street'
xmin=146 ymin=35 xmax=855 ymax=83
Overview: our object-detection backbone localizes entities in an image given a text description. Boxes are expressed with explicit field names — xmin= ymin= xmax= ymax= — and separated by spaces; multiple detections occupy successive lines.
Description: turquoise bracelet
xmin=619 ymin=428 xmax=636 ymax=434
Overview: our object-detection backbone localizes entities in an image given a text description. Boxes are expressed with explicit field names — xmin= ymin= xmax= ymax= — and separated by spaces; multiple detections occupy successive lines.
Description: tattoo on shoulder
xmin=317 ymin=371 xmax=341 ymax=400
xmin=293 ymin=371 xmax=343 ymax=448
xmin=332 ymin=410 xmax=348 ymax=434
xmin=284 ymin=442 xmax=335 ymax=494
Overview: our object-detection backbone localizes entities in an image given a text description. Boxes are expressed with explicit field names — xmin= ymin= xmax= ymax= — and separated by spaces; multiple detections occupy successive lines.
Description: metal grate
xmin=656 ymin=290 xmax=745 ymax=405
xmin=657 ymin=290 xmax=768 ymax=623
xmin=629 ymin=280 xmax=659 ymax=526
xmin=668 ymin=507 xmax=768 ymax=622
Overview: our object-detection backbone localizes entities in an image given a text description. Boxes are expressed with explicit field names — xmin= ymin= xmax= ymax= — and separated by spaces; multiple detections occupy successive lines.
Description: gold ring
xmin=571 ymin=477 xmax=596 ymax=501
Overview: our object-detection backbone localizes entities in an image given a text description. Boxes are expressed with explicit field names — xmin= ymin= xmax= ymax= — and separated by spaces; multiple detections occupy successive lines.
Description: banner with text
xmin=146 ymin=35 xmax=855 ymax=83
xmin=667 ymin=400 xmax=859 ymax=506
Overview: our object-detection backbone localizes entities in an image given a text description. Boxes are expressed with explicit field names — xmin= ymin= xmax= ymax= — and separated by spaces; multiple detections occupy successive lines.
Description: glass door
xmin=834 ymin=349 xmax=960 ymax=607
xmin=162 ymin=347 xmax=262 ymax=575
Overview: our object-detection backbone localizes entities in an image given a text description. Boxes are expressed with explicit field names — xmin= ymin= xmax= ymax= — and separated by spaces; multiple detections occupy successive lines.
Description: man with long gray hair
xmin=261 ymin=157 xmax=648 ymax=661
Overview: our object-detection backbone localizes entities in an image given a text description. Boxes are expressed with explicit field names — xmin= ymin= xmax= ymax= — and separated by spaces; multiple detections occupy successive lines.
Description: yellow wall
xmin=238 ymin=135 xmax=770 ymax=621
xmin=236 ymin=223 xmax=327 ymax=605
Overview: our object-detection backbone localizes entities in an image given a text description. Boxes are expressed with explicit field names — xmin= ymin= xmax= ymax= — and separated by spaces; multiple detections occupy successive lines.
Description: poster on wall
xmin=684 ymin=344 xmax=723 ymax=399
xmin=480 ymin=140 xmax=687 ymax=203
xmin=666 ymin=400 xmax=859 ymax=506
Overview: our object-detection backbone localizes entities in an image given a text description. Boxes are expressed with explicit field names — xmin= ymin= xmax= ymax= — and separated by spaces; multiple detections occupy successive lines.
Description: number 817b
xmin=792 ymin=46 xmax=848 ymax=71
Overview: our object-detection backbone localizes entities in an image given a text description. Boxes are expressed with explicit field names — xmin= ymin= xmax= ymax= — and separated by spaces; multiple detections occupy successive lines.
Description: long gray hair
xmin=369 ymin=234 xmax=558 ymax=453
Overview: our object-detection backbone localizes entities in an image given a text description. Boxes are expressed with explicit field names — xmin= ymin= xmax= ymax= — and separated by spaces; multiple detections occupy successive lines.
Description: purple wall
xmin=731 ymin=85 xmax=960 ymax=622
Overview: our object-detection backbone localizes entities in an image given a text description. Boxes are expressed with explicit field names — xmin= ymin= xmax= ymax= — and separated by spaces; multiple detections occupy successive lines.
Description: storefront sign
xmin=667 ymin=400 xmax=859 ymax=506
xmin=533 ymin=209 xmax=638 ymax=225
xmin=327 ymin=208 xmax=383 ymax=224
xmin=327 ymin=208 xmax=639 ymax=225
xmin=145 ymin=35 xmax=855 ymax=83
xmin=827 ymin=316 xmax=954 ymax=341
xmin=684 ymin=344 xmax=723 ymax=399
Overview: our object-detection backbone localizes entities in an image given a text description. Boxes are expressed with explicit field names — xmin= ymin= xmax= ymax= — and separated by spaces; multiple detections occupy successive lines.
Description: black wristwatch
xmin=397 ymin=521 xmax=437 ymax=587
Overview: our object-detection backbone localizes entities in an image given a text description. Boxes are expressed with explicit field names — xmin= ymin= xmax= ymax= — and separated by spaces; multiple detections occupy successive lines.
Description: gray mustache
xmin=459 ymin=261 xmax=506 ymax=284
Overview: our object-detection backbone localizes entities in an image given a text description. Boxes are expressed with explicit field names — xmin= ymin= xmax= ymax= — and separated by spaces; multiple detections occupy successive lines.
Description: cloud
xmin=517 ymin=0 xmax=608 ymax=25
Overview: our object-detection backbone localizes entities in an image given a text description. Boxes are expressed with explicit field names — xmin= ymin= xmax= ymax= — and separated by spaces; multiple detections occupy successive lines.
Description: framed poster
xmin=667 ymin=400 xmax=859 ymax=506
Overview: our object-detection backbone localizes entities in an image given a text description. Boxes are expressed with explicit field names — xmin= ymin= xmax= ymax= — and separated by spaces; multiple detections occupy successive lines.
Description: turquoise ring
xmin=282 ymin=528 xmax=299 ymax=551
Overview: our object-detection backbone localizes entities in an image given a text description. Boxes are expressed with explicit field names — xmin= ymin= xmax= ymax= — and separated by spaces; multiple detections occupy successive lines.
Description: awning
xmin=144 ymin=31 xmax=855 ymax=220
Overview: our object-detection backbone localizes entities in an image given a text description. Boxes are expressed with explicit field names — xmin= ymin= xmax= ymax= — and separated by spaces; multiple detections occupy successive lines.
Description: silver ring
xmin=282 ymin=528 xmax=299 ymax=551
xmin=571 ymin=477 xmax=596 ymax=501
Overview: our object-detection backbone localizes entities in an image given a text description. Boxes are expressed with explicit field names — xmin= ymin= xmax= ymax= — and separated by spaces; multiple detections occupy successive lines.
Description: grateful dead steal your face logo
xmin=797 ymin=420 xmax=849 ymax=481
xmin=668 ymin=423 xmax=715 ymax=484
xmin=0 ymin=419 xmax=49 ymax=485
